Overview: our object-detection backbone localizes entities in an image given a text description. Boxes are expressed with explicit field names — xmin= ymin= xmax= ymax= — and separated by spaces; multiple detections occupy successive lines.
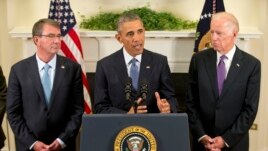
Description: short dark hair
xmin=32 ymin=18 xmax=60 ymax=37
xmin=116 ymin=13 xmax=143 ymax=32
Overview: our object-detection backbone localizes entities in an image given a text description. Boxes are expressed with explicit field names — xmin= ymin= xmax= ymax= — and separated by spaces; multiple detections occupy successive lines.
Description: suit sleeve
xmin=159 ymin=56 xmax=179 ymax=113
xmin=7 ymin=66 xmax=37 ymax=147
xmin=0 ymin=66 xmax=6 ymax=146
xmin=186 ymin=54 xmax=206 ymax=139
xmin=222 ymin=59 xmax=261 ymax=147
xmin=0 ymin=66 xmax=6 ymax=124
xmin=94 ymin=61 xmax=127 ymax=113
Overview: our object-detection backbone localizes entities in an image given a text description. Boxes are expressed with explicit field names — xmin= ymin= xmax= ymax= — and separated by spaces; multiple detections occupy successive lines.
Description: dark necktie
xmin=41 ymin=64 xmax=51 ymax=104
xmin=130 ymin=58 xmax=139 ymax=90
xmin=217 ymin=55 xmax=227 ymax=96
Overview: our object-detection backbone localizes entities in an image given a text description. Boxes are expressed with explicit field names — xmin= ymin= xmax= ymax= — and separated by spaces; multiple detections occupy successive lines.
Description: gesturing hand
xmin=127 ymin=98 xmax=147 ymax=114
xmin=155 ymin=92 xmax=171 ymax=113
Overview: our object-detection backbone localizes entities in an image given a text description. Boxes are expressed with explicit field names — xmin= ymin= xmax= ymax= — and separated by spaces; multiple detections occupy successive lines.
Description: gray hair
xmin=211 ymin=12 xmax=239 ymax=33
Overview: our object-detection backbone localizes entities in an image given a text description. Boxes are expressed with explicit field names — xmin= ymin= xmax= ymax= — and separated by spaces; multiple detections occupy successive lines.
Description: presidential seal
xmin=114 ymin=126 xmax=157 ymax=151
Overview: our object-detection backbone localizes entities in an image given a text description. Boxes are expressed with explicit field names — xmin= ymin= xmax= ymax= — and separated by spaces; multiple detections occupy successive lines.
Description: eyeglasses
xmin=38 ymin=34 xmax=62 ymax=40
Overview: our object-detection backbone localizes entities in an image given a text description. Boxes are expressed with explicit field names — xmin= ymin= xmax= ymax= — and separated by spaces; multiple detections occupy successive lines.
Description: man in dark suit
xmin=0 ymin=66 xmax=6 ymax=150
xmin=94 ymin=13 xmax=179 ymax=114
xmin=186 ymin=12 xmax=261 ymax=151
xmin=7 ymin=19 xmax=84 ymax=151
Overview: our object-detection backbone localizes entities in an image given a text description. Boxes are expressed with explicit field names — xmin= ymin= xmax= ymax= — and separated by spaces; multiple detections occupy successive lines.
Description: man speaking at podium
xmin=94 ymin=13 xmax=179 ymax=114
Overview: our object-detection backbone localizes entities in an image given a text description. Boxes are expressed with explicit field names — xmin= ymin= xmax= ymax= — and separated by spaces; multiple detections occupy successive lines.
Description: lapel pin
xmin=61 ymin=65 xmax=65 ymax=69
xmin=146 ymin=66 xmax=150 ymax=69
xmin=236 ymin=63 xmax=240 ymax=67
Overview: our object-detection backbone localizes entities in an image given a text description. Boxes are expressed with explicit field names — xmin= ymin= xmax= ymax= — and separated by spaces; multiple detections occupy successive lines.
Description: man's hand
xmin=200 ymin=135 xmax=214 ymax=150
xmin=211 ymin=136 xmax=226 ymax=149
xmin=155 ymin=92 xmax=171 ymax=113
xmin=200 ymin=135 xmax=225 ymax=151
xmin=47 ymin=139 xmax=62 ymax=151
xmin=127 ymin=98 xmax=147 ymax=114
xmin=33 ymin=141 xmax=49 ymax=151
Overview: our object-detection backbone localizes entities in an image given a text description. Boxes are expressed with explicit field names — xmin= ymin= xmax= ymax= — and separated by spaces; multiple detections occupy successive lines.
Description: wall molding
xmin=9 ymin=26 xmax=262 ymax=39
xmin=9 ymin=27 xmax=263 ymax=73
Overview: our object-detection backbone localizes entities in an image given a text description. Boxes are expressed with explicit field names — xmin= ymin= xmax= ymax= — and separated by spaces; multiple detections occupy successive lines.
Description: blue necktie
xmin=130 ymin=58 xmax=139 ymax=90
xmin=41 ymin=64 xmax=51 ymax=104
xmin=217 ymin=55 xmax=227 ymax=96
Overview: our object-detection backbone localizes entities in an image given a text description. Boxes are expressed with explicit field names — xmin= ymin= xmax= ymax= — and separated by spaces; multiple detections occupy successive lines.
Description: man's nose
xmin=211 ymin=33 xmax=217 ymax=40
xmin=133 ymin=33 xmax=139 ymax=41
xmin=53 ymin=36 xmax=62 ymax=42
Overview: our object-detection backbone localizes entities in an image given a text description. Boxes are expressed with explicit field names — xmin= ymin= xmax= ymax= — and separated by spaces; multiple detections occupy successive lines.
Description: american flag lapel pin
xmin=236 ymin=63 xmax=240 ymax=67
xmin=146 ymin=66 xmax=150 ymax=69
xmin=61 ymin=65 xmax=65 ymax=69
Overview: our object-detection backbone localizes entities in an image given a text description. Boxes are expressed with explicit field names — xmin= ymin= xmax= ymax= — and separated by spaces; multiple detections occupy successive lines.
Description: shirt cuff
xmin=198 ymin=135 xmax=207 ymax=142
xmin=30 ymin=141 xmax=38 ymax=150
xmin=224 ymin=141 xmax=229 ymax=147
xmin=57 ymin=138 xmax=66 ymax=149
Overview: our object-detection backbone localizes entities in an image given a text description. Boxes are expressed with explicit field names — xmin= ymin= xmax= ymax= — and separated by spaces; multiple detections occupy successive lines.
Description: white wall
xmin=2 ymin=0 xmax=264 ymax=69
xmin=1 ymin=0 xmax=268 ymax=150
xmin=1 ymin=0 xmax=264 ymax=74
xmin=5 ymin=0 xmax=263 ymax=27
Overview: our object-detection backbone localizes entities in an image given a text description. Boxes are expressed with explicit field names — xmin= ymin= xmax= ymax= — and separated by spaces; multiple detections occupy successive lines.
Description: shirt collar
xmin=36 ymin=54 xmax=57 ymax=72
xmin=123 ymin=48 xmax=142 ymax=65
xmin=217 ymin=45 xmax=236 ymax=61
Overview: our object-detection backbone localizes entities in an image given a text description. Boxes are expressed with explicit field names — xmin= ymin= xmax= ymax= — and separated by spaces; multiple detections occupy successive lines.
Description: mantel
xmin=8 ymin=26 xmax=263 ymax=73
xmin=9 ymin=26 xmax=262 ymax=39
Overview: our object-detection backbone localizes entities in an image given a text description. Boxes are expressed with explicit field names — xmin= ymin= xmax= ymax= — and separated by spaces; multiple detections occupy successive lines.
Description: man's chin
xmin=51 ymin=49 xmax=59 ymax=54
xmin=136 ymin=49 xmax=144 ymax=55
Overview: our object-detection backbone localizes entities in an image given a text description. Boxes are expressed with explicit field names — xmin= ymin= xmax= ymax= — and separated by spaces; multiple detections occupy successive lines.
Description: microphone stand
xmin=125 ymin=77 xmax=138 ymax=114
xmin=134 ymin=79 xmax=148 ymax=114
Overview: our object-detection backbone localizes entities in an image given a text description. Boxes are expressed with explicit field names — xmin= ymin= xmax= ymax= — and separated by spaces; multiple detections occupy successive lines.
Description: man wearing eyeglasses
xmin=7 ymin=18 xmax=84 ymax=151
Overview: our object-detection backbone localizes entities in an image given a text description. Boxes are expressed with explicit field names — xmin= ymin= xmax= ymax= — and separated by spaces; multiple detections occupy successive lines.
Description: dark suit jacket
xmin=7 ymin=54 xmax=84 ymax=151
xmin=186 ymin=47 xmax=261 ymax=151
xmin=94 ymin=48 xmax=179 ymax=113
xmin=0 ymin=66 xmax=6 ymax=149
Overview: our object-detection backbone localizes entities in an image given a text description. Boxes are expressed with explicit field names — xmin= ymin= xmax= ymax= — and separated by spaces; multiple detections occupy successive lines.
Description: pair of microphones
xmin=125 ymin=77 xmax=148 ymax=113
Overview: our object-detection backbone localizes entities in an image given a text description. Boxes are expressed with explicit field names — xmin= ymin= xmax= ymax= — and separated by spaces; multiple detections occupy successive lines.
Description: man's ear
xmin=33 ymin=36 xmax=38 ymax=45
xmin=115 ymin=34 xmax=122 ymax=43
xmin=233 ymin=32 xmax=238 ymax=38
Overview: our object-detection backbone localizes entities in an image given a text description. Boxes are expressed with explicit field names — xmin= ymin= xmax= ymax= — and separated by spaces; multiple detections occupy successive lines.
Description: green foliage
xmin=80 ymin=13 xmax=120 ymax=30
xmin=80 ymin=7 xmax=197 ymax=31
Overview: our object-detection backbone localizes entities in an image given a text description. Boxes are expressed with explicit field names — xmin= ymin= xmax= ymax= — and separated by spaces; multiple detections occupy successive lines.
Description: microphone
xmin=140 ymin=79 xmax=148 ymax=101
xmin=125 ymin=77 xmax=132 ymax=102
xmin=125 ymin=77 xmax=137 ymax=114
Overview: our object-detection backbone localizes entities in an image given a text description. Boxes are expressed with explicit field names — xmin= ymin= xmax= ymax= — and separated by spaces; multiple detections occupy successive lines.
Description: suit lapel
xmin=139 ymin=50 xmax=152 ymax=91
xmin=115 ymin=49 xmax=129 ymax=86
xmin=49 ymin=55 xmax=65 ymax=107
xmin=221 ymin=47 xmax=243 ymax=97
xmin=203 ymin=49 xmax=218 ymax=98
xmin=28 ymin=55 xmax=47 ymax=105
xmin=116 ymin=49 xmax=151 ymax=93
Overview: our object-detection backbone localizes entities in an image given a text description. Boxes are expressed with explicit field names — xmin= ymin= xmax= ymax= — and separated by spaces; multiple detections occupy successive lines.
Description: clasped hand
xmin=33 ymin=140 xmax=61 ymax=151
xmin=201 ymin=135 xmax=226 ymax=151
